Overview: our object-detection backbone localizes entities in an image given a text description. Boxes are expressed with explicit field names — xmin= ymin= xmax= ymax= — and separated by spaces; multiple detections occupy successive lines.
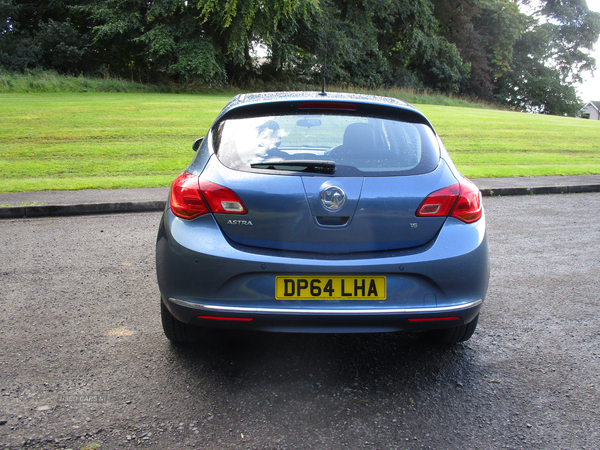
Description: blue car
xmin=156 ymin=92 xmax=490 ymax=344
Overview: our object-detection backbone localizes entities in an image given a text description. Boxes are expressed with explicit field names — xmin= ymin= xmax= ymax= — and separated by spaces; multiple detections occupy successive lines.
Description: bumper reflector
xmin=197 ymin=315 xmax=253 ymax=322
xmin=407 ymin=316 xmax=460 ymax=322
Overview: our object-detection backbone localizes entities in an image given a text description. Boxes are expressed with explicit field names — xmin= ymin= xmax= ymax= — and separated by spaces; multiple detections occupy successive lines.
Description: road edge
xmin=1 ymin=184 xmax=600 ymax=219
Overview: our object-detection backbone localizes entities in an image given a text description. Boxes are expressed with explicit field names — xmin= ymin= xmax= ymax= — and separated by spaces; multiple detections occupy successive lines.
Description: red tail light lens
xmin=416 ymin=178 xmax=482 ymax=224
xmin=170 ymin=172 xmax=247 ymax=220
xmin=170 ymin=172 xmax=209 ymax=220
xmin=199 ymin=180 xmax=247 ymax=214
xmin=451 ymin=178 xmax=482 ymax=223
xmin=416 ymin=183 xmax=460 ymax=217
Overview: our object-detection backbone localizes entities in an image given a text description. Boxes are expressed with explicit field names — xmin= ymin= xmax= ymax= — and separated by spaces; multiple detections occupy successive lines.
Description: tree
xmin=377 ymin=0 xmax=470 ymax=93
xmin=196 ymin=0 xmax=318 ymax=83
xmin=431 ymin=0 xmax=524 ymax=100
xmin=1 ymin=0 xmax=598 ymax=116
xmin=264 ymin=0 xmax=389 ymax=87
xmin=261 ymin=0 xmax=470 ymax=92
xmin=536 ymin=0 xmax=600 ymax=84
xmin=496 ymin=19 xmax=580 ymax=115
xmin=0 ymin=0 xmax=91 ymax=72
xmin=87 ymin=0 xmax=227 ymax=84
xmin=497 ymin=0 xmax=600 ymax=115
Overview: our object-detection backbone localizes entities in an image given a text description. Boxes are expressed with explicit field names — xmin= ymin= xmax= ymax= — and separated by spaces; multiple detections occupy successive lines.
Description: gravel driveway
xmin=1 ymin=193 xmax=599 ymax=449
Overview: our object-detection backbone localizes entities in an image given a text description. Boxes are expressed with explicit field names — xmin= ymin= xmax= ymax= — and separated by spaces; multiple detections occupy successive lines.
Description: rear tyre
xmin=424 ymin=314 xmax=479 ymax=344
xmin=160 ymin=297 xmax=203 ymax=344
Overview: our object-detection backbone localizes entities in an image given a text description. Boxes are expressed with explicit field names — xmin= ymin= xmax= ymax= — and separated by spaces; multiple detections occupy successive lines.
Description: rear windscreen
xmin=211 ymin=114 xmax=440 ymax=176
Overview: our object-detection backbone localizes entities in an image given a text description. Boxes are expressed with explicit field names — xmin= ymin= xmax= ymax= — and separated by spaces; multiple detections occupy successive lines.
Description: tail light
xmin=416 ymin=183 xmax=460 ymax=217
xmin=170 ymin=172 xmax=209 ymax=220
xmin=199 ymin=179 xmax=247 ymax=214
xmin=451 ymin=178 xmax=483 ymax=223
xmin=416 ymin=178 xmax=482 ymax=224
xmin=170 ymin=171 xmax=247 ymax=220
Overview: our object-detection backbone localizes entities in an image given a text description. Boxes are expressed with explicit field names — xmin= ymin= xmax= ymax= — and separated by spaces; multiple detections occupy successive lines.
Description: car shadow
xmin=164 ymin=330 xmax=481 ymax=395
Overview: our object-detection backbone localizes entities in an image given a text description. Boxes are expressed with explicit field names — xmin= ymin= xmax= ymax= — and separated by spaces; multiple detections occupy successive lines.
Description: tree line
xmin=1 ymin=0 xmax=599 ymax=115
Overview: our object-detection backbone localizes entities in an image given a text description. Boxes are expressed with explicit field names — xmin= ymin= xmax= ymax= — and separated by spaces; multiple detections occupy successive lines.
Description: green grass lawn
xmin=1 ymin=93 xmax=230 ymax=192
xmin=419 ymin=105 xmax=600 ymax=178
xmin=1 ymin=92 xmax=599 ymax=193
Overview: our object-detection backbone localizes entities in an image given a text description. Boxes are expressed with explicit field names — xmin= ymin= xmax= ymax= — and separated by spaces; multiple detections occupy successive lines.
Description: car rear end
xmin=156 ymin=92 xmax=489 ymax=342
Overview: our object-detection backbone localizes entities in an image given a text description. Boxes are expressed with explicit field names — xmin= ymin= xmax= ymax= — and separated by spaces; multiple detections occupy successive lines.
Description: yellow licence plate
xmin=275 ymin=276 xmax=386 ymax=300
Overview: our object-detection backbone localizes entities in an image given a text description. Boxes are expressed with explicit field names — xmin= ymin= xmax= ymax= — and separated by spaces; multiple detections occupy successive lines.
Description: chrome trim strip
xmin=169 ymin=298 xmax=483 ymax=315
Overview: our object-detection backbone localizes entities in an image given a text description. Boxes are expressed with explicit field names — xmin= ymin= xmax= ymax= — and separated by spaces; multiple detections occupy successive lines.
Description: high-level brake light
xmin=297 ymin=102 xmax=358 ymax=110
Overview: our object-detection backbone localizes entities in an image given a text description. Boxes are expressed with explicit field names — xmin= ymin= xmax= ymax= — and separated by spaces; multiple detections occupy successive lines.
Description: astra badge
xmin=227 ymin=220 xmax=253 ymax=226
xmin=321 ymin=186 xmax=346 ymax=211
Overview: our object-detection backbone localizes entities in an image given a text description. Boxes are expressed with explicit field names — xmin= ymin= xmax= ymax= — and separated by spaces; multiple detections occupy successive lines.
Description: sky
xmin=577 ymin=0 xmax=600 ymax=101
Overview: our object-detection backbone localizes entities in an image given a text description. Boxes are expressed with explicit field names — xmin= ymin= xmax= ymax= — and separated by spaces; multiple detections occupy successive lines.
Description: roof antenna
xmin=319 ymin=38 xmax=327 ymax=96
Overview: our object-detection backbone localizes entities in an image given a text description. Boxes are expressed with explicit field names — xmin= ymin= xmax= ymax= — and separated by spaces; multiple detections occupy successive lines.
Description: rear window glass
xmin=211 ymin=114 xmax=439 ymax=176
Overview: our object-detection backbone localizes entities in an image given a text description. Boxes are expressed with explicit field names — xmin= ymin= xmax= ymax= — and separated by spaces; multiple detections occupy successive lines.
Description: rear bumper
xmin=165 ymin=296 xmax=483 ymax=333
xmin=156 ymin=209 xmax=490 ymax=333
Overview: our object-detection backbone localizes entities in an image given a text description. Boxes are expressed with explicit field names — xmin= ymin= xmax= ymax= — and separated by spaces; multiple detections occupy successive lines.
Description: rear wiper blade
xmin=251 ymin=160 xmax=336 ymax=174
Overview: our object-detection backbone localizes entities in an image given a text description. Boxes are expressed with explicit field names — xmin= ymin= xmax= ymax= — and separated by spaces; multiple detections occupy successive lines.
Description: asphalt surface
xmin=0 ymin=192 xmax=599 ymax=449
xmin=1 ymin=175 xmax=600 ymax=219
